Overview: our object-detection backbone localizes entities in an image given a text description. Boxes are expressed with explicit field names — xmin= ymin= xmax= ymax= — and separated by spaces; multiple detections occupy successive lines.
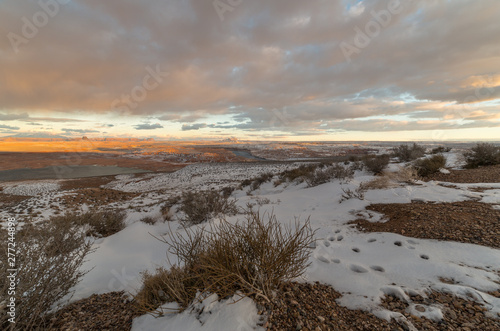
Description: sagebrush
xmin=135 ymin=211 xmax=315 ymax=315
xmin=463 ymin=143 xmax=500 ymax=168
xmin=362 ymin=154 xmax=390 ymax=174
xmin=179 ymin=190 xmax=238 ymax=225
xmin=392 ymin=143 xmax=426 ymax=162
xmin=413 ymin=154 xmax=447 ymax=177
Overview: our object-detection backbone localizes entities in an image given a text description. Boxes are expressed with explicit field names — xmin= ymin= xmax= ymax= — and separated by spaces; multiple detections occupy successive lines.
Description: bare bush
xmin=139 ymin=216 xmax=158 ymax=225
xmin=431 ymin=146 xmax=452 ymax=154
xmin=136 ymin=211 xmax=315 ymax=315
xmin=413 ymin=154 xmax=447 ymax=177
xmin=360 ymin=176 xmax=396 ymax=190
xmin=0 ymin=219 xmax=93 ymax=329
xmin=338 ymin=186 xmax=365 ymax=203
xmin=362 ymin=154 xmax=390 ymax=174
xmin=463 ymin=143 xmax=500 ymax=168
xmin=179 ymin=190 xmax=238 ymax=225
xmin=279 ymin=164 xmax=318 ymax=183
xmin=392 ymin=143 xmax=426 ymax=162
xmin=51 ymin=210 xmax=126 ymax=238
xmin=385 ymin=166 xmax=420 ymax=184
xmin=250 ymin=172 xmax=274 ymax=191
xmin=305 ymin=163 xmax=354 ymax=187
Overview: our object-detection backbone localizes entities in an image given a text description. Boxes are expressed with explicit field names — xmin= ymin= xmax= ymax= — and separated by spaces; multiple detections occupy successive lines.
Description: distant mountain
xmin=3 ymin=132 xmax=69 ymax=139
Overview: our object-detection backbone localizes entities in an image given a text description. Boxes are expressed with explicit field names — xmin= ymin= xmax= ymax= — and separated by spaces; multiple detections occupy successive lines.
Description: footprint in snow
xmin=407 ymin=239 xmax=418 ymax=245
xmin=328 ymin=236 xmax=335 ymax=241
xmin=324 ymin=241 xmax=330 ymax=247
xmin=367 ymin=238 xmax=376 ymax=243
xmin=420 ymin=254 xmax=429 ymax=260
xmin=370 ymin=265 xmax=385 ymax=272
xmin=394 ymin=241 xmax=402 ymax=247
xmin=335 ymin=229 xmax=341 ymax=234
xmin=350 ymin=264 xmax=368 ymax=273
xmin=352 ymin=247 xmax=360 ymax=253
xmin=332 ymin=259 xmax=341 ymax=264
xmin=317 ymin=256 xmax=330 ymax=263
xmin=337 ymin=235 xmax=344 ymax=241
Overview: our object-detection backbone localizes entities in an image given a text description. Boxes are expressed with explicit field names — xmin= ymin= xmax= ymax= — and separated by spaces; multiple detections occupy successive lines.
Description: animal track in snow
xmin=328 ymin=236 xmax=335 ymax=241
xmin=350 ymin=264 xmax=368 ymax=273
xmin=332 ymin=259 xmax=341 ymax=264
xmin=370 ymin=265 xmax=385 ymax=272
xmin=394 ymin=241 xmax=402 ymax=246
xmin=324 ymin=241 xmax=330 ymax=247
xmin=337 ymin=235 xmax=344 ymax=241
xmin=367 ymin=238 xmax=376 ymax=243
xmin=335 ymin=229 xmax=341 ymax=233
xmin=318 ymin=256 xmax=330 ymax=263
xmin=352 ymin=247 xmax=360 ymax=253
xmin=420 ymin=254 xmax=429 ymax=260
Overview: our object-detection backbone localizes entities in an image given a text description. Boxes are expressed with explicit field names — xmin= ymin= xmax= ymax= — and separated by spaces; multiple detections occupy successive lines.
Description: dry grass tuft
xmin=135 ymin=211 xmax=315 ymax=315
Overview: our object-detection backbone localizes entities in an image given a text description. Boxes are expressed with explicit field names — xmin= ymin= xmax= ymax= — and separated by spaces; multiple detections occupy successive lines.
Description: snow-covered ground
xmin=1 ymin=152 xmax=500 ymax=330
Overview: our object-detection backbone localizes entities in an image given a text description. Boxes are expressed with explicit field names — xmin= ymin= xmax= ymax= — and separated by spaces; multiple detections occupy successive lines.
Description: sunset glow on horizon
xmin=1 ymin=0 xmax=499 ymax=141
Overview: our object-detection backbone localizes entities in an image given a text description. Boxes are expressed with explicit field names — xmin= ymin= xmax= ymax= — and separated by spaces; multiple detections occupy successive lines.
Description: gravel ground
xmin=381 ymin=290 xmax=500 ymax=330
xmin=44 ymin=283 xmax=500 ymax=330
xmin=48 ymin=292 xmax=141 ymax=330
xmin=352 ymin=201 xmax=500 ymax=248
xmin=426 ymin=164 xmax=500 ymax=183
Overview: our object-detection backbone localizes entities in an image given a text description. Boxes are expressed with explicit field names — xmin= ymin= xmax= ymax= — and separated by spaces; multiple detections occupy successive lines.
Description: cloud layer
xmin=1 ymin=0 xmax=499 ymax=138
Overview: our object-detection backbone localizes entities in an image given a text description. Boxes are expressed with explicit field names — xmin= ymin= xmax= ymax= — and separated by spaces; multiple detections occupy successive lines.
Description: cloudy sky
xmin=1 ymin=0 xmax=499 ymax=141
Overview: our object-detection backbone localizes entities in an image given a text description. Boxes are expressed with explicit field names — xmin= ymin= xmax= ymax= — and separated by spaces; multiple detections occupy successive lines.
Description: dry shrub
xmin=392 ymin=143 xmax=426 ymax=162
xmin=431 ymin=146 xmax=452 ymax=154
xmin=385 ymin=166 xmax=420 ymax=184
xmin=140 ymin=216 xmax=158 ymax=225
xmin=463 ymin=143 xmax=500 ymax=168
xmin=413 ymin=154 xmax=447 ymax=177
xmin=338 ymin=186 xmax=365 ymax=203
xmin=279 ymin=164 xmax=318 ymax=183
xmin=52 ymin=210 xmax=126 ymax=238
xmin=360 ymin=176 xmax=396 ymax=190
xmin=135 ymin=266 xmax=199 ymax=314
xmin=179 ymin=190 xmax=238 ymax=225
xmin=249 ymin=172 xmax=274 ymax=191
xmin=362 ymin=154 xmax=390 ymax=175
xmin=160 ymin=196 xmax=181 ymax=221
xmin=305 ymin=163 xmax=354 ymax=187
xmin=135 ymin=211 xmax=315 ymax=315
xmin=0 ymin=219 xmax=93 ymax=329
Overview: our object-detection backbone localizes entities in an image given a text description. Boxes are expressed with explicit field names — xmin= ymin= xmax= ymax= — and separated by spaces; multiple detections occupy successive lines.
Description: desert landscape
xmin=1 ymin=140 xmax=499 ymax=330
xmin=2 ymin=0 xmax=500 ymax=330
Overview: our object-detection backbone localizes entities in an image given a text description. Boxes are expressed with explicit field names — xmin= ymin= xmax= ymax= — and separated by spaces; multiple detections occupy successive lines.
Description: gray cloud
xmin=62 ymin=128 xmax=99 ymax=134
xmin=134 ymin=123 xmax=164 ymax=130
xmin=182 ymin=123 xmax=208 ymax=131
xmin=0 ymin=0 xmax=499 ymax=136
xmin=0 ymin=124 xmax=20 ymax=130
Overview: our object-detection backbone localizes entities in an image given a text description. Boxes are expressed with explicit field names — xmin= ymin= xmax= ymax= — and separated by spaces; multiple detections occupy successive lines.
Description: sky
xmin=1 ymin=0 xmax=499 ymax=141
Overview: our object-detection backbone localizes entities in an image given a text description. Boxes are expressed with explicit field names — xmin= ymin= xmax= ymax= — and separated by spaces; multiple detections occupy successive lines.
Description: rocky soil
xmin=381 ymin=290 xmax=500 ymax=330
xmin=426 ymin=164 xmax=500 ymax=183
xmin=352 ymin=201 xmax=500 ymax=248
xmin=47 ymin=292 xmax=141 ymax=330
